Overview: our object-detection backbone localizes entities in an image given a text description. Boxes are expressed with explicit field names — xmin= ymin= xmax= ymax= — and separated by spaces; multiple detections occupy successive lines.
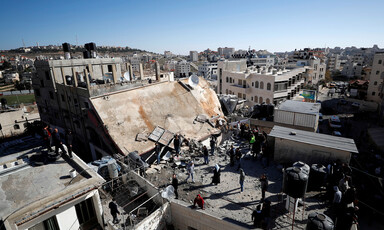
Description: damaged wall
xmin=134 ymin=203 xmax=171 ymax=230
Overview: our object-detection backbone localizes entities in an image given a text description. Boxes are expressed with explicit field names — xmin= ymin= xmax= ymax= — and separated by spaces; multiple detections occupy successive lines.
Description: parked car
xmin=329 ymin=115 xmax=342 ymax=129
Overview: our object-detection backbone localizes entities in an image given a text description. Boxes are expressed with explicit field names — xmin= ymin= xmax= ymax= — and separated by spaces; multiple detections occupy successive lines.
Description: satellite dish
xmin=188 ymin=74 xmax=199 ymax=87
xmin=123 ymin=71 xmax=131 ymax=81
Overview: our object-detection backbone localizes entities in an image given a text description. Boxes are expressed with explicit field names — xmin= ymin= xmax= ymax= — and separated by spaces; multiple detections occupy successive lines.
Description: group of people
xmin=252 ymin=200 xmax=271 ymax=229
xmin=327 ymin=161 xmax=358 ymax=229
xmin=42 ymin=124 xmax=73 ymax=158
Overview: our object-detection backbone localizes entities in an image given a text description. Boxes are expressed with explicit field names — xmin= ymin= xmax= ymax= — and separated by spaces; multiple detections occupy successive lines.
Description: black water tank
xmin=62 ymin=43 xmax=70 ymax=52
xmin=83 ymin=50 xmax=91 ymax=59
xmin=267 ymin=104 xmax=274 ymax=116
xmin=309 ymin=164 xmax=327 ymax=190
xmin=88 ymin=42 xmax=96 ymax=50
xmin=283 ymin=167 xmax=308 ymax=198
xmin=306 ymin=212 xmax=334 ymax=230
xmin=293 ymin=161 xmax=310 ymax=175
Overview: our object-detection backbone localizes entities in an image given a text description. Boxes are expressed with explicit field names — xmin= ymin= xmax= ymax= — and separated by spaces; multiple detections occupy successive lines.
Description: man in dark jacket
xmin=172 ymin=174 xmax=179 ymax=199
xmin=109 ymin=198 xmax=120 ymax=224
xmin=203 ymin=145 xmax=209 ymax=164
xmin=229 ymin=145 xmax=235 ymax=166
xmin=260 ymin=174 xmax=269 ymax=201
xmin=174 ymin=135 xmax=180 ymax=156
xmin=65 ymin=129 xmax=73 ymax=158
xmin=252 ymin=204 xmax=264 ymax=228
xmin=52 ymin=129 xmax=66 ymax=156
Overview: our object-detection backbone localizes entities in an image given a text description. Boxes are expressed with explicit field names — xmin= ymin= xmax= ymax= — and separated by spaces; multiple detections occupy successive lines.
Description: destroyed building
xmin=32 ymin=43 xmax=223 ymax=161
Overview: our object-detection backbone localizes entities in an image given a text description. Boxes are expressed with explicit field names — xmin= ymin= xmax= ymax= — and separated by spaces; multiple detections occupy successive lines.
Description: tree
xmin=325 ymin=70 xmax=333 ymax=82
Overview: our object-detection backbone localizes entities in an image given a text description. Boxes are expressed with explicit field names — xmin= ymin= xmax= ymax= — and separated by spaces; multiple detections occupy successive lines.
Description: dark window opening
xmin=45 ymin=71 xmax=50 ymax=80
xmin=49 ymin=91 xmax=54 ymax=100
xmin=75 ymin=197 xmax=96 ymax=225
xmin=108 ymin=65 xmax=113 ymax=72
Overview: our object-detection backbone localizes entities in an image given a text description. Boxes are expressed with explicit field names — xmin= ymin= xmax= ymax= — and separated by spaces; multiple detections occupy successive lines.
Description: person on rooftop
xmin=172 ymin=174 xmax=179 ymax=199
xmin=239 ymin=168 xmax=245 ymax=193
xmin=229 ymin=145 xmax=235 ymax=167
xmin=52 ymin=128 xmax=67 ymax=156
xmin=252 ymin=204 xmax=263 ymax=228
xmin=211 ymin=164 xmax=221 ymax=185
xmin=203 ymin=145 xmax=209 ymax=165
xmin=155 ymin=142 xmax=161 ymax=164
xmin=109 ymin=198 xmax=120 ymax=224
xmin=174 ymin=134 xmax=180 ymax=157
xmin=186 ymin=161 xmax=195 ymax=183
xmin=193 ymin=194 xmax=205 ymax=210
xmin=260 ymin=174 xmax=269 ymax=201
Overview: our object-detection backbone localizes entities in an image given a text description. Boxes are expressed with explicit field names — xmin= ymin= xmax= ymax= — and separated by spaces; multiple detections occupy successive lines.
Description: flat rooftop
xmin=0 ymin=137 xmax=104 ymax=225
xmin=269 ymin=125 xmax=359 ymax=153
xmin=277 ymin=100 xmax=321 ymax=114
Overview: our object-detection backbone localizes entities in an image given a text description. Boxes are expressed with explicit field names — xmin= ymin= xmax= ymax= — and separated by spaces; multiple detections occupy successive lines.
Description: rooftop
xmin=277 ymin=100 xmax=321 ymax=114
xmin=269 ymin=126 xmax=359 ymax=153
xmin=0 ymin=137 xmax=104 ymax=226
xmin=90 ymin=78 xmax=223 ymax=154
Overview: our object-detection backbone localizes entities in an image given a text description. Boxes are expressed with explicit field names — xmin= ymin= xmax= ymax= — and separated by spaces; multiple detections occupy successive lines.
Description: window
xmin=260 ymin=81 xmax=264 ymax=89
xmin=243 ymin=94 xmax=246 ymax=99
xmin=251 ymin=96 xmax=253 ymax=101
xmin=372 ymin=92 xmax=376 ymax=96
xmin=238 ymin=79 xmax=242 ymax=85
xmin=252 ymin=82 xmax=254 ymax=87
xmin=266 ymin=98 xmax=271 ymax=104
xmin=238 ymin=93 xmax=242 ymax=98
xmin=61 ymin=94 xmax=65 ymax=102
xmin=14 ymin=124 xmax=20 ymax=130
xmin=377 ymin=71 xmax=380 ymax=75
xmin=35 ymin=89 xmax=41 ymax=97
xmin=379 ymin=60 xmax=382 ymax=64
xmin=230 ymin=77 xmax=232 ymax=83
xmin=40 ymin=79 xmax=45 ymax=87
xmin=226 ymin=89 xmax=228 ymax=94
xmin=255 ymin=81 xmax=259 ymax=88
xmin=45 ymin=71 xmax=50 ymax=80
xmin=49 ymin=91 xmax=54 ymax=100
xmin=267 ymin=83 xmax=271 ymax=91
xmin=254 ymin=96 xmax=258 ymax=102
xmin=226 ymin=77 xmax=229 ymax=83
xmin=84 ymin=102 xmax=90 ymax=109
xmin=259 ymin=97 xmax=263 ymax=103
xmin=29 ymin=216 xmax=60 ymax=230
xmin=75 ymin=198 xmax=97 ymax=225
xmin=108 ymin=65 xmax=113 ymax=72
xmin=374 ymin=81 xmax=378 ymax=85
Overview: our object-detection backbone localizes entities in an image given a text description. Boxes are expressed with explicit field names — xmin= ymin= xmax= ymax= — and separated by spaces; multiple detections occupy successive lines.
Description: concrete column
xmin=84 ymin=69 xmax=90 ymax=91
xmin=129 ymin=63 xmax=133 ymax=80
xmin=112 ymin=64 xmax=118 ymax=83
xmin=72 ymin=68 xmax=78 ymax=87
xmin=60 ymin=67 xmax=67 ymax=85
xmin=139 ymin=63 xmax=144 ymax=80
xmin=155 ymin=62 xmax=160 ymax=81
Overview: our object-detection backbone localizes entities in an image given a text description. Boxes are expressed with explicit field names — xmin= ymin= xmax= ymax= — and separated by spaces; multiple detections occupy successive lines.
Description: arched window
xmin=230 ymin=77 xmax=232 ymax=83
xmin=260 ymin=81 xmax=264 ymax=89
xmin=267 ymin=83 xmax=271 ymax=91
xmin=374 ymin=81 xmax=378 ymax=85
xmin=252 ymin=82 xmax=254 ymax=87
xmin=266 ymin=98 xmax=271 ymax=104
xmin=226 ymin=89 xmax=228 ymax=94
xmin=226 ymin=77 xmax=229 ymax=83
xmin=259 ymin=97 xmax=263 ymax=103
xmin=254 ymin=96 xmax=258 ymax=103
xmin=255 ymin=81 xmax=259 ymax=88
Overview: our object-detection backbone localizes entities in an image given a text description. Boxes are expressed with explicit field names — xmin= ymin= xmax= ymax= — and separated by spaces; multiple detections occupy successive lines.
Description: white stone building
xmin=218 ymin=60 xmax=308 ymax=105
xmin=175 ymin=60 xmax=190 ymax=78
xmin=367 ymin=52 xmax=384 ymax=103
xmin=198 ymin=61 xmax=217 ymax=79
xmin=190 ymin=51 xmax=198 ymax=62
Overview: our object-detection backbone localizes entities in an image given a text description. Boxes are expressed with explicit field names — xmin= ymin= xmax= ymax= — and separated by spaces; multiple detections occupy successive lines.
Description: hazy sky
xmin=1 ymin=0 xmax=383 ymax=54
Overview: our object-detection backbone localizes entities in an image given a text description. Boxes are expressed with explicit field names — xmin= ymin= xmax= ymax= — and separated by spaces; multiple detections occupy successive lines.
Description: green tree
xmin=325 ymin=70 xmax=333 ymax=82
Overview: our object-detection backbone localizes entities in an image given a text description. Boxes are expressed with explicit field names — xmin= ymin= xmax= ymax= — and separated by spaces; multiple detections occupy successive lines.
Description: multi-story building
xmin=296 ymin=57 xmax=326 ymax=84
xmin=341 ymin=61 xmax=364 ymax=79
xmin=218 ymin=60 xmax=307 ymax=105
xmin=164 ymin=51 xmax=173 ymax=58
xmin=164 ymin=60 xmax=178 ymax=71
xmin=130 ymin=54 xmax=141 ymax=71
xmin=367 ymin=52 xmax=384 ymax=103
xmin=198 ymin=61 xmax=217 ymax=79
xmin=175 ymin=60 xmax=190 ymax=78
xmin=190 ymin=51 xmax=198 ymax=62
xmin=218 ymin=47 xmax=235 ymax=58
xmin=327 ymin=54 xmax=341 ymax=72
xmin=250 ymin=55 xmax=275 ymax=67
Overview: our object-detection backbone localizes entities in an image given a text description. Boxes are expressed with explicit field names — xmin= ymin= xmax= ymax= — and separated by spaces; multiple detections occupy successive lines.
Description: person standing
xmin=108 ymin=198 xmax=120 ymax=224
xmin=252 ymin=204 xmax=263 ymax=228
xmin=260 ymin=174 xmax=269 ymax=201
xmin=43 ymin=124 xmax=53 ymax=152
xmin=249 ymin=134 xmax=256 ymax=151
xmin=236 ymin=148 xmax=242 ymax=170
xmin=52 ymin=129 xmax=66 ymax=156
xmin=155 ymin=142 xmax=161 ymax=164
xmin=172 ymin=174 xmax=179 ymax=199
xmin=174 ymin=135 xmax=180 ymax=157
xmin=186 ymin=161 xmax=195 ymax=183
xmin=210 ymin=137 xmax=216 ymax=156
xmin=203 ymin=145 xmax=209 ymax=164
xmin=229 ymin=145 xmax=235 ymax=167
xmin=193 ymin=194 xmax=205 ymax=209
xmin=239 ymin=168 xmax=245 ymax=192
xmin=65 ymin=129 xmax=73 ymax=158
xmin=212 ymin=164 xmax=221 ymax=185
xmin=333 ymin=186 xmax=342 ymax=217
xmin=262 ymin=200 xmax=271 ymax=229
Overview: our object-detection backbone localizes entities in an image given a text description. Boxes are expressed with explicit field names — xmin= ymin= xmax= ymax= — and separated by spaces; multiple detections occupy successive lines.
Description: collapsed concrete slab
xmin=90 ymin=78 xmax=224 ymax=155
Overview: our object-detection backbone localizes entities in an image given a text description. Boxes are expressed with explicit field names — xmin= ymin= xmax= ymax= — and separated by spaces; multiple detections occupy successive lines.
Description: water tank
xmin=83 ymin=50 xmax=91 ymax=59
xmin=88 ymin=42 xmax=96 ymax=50
xmin=306 ymin=212 xmax=334 ymax=230
xmin=293 ymin=161 xmax=310 ymax=175
xmin=62 ymin=43 xmax=71 ymax=52
xmin=283 ymin=167 xmax=308 ymax=198
xmin=107 ymin=161 xmax=119 ymax=179
xmin=309 ymin=164 xmax=327 ymax=190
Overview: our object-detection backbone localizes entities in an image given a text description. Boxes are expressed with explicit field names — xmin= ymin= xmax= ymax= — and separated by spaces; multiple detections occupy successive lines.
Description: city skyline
xmin=1 ymin=0 xmax=384 ymax=54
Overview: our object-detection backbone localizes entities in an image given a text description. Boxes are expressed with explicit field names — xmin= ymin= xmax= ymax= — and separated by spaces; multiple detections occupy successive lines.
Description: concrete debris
xmin=135 ymin=133 xmax=148 ymax=142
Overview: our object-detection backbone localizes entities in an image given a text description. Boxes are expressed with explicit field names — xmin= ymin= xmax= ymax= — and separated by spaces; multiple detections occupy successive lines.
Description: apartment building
xmin=367 ymin=52 xmax=384 ymax=103
xmin=175 ymin=60 xmax=190 ymax=78
xmin=198 ymin=61 xmax=217 ymax=79
xmin=189 ymin=51 xmax=198 ymax=62
xmin=218 ymin=60 xmax=307 ymax=105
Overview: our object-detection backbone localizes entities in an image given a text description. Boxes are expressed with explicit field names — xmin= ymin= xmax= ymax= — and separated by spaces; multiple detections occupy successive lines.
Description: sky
xmin=1 ymin=0 xmax=384 ymax=54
